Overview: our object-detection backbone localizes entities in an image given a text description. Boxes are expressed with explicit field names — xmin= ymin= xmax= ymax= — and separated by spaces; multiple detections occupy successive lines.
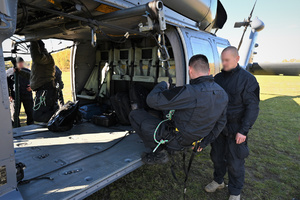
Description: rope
xmin=33 ymin=91 xmax=47 ymax=111
xmin=152 ymin=110 xmax=175 ymax=152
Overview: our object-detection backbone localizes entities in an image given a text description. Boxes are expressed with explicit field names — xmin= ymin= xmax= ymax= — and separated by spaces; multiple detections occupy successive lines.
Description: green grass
xmin=19 ymin=74 xmax=300 ymax=199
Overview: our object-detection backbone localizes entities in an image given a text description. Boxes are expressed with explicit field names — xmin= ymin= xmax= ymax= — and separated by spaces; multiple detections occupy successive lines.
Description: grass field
xmin=19 ymin=74 xmax=300 ymax=200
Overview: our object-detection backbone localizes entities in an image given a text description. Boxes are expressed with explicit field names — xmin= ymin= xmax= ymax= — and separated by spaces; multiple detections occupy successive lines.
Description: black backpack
xmin=110 ymin=92 xmax=132 ymax=125
xmin=47 ymin=101 xmax=82 ymax=132
xmin=129 ymin=83 xmax=150 ymax=110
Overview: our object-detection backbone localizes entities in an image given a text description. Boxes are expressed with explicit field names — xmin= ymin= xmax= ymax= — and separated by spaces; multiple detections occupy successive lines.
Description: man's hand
xmin=9 ymin=96 xmax=13 ymax=102
xmin=236 ymin=133 xmax=246 ymax=144
xmin=26 ymin=85 xmax=32 ymax=92
xmin=192 ymin=145 xmax=203 ymax=152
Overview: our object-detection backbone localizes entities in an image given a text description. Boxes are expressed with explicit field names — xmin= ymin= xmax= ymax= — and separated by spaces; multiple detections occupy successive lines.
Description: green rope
xmin=33 ymin=91 xmax=47 ymax=111
xmin=153 ymin=110 xmax=175 ymax=152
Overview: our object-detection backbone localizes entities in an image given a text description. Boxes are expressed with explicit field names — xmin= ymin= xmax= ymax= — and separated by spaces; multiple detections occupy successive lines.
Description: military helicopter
xmin=0 ymin=0 xmax=292 ymax=199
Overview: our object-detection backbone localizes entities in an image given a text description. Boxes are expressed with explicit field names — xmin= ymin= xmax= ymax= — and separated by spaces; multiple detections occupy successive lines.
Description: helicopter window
xmin=190 ymin=37 xmax=215 ymax=75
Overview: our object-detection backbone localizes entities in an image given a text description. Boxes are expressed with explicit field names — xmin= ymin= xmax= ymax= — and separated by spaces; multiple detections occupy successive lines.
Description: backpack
xmin=47 ymin=101 xmax=82 ymax=132
xmin=110 ymin=92 xmax=131 ymax=125
xmin=129 ymin=83 xmax=150 ymax=110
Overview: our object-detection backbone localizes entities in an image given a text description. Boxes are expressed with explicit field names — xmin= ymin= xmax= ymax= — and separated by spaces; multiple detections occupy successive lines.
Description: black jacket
xmin=146 ymin=75 xmax=228 ymax=148
xmin=214 ymin=65 xmax=260 ymax=136
xmin=6 ymin=68 xmax=33 ymax=100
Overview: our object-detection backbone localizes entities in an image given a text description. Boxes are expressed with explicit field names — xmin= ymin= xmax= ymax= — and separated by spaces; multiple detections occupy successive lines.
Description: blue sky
xmin=3 ymin=0 xmax=300 ymax=63
xmin=218 ymin=0 xmax=300 ymax=62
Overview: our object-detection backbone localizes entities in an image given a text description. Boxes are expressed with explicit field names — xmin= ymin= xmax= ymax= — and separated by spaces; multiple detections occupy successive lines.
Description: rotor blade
xmin=248 ymin=0 xmax=257 ymax=21
xmin=234 ymin=21 xmax=248 ymax=28
xmin=238 ymin=26 xmax=248 ymax=50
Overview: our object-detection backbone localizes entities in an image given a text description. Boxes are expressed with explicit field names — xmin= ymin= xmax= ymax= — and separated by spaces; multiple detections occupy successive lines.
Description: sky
xmin=218 ymin=0 xmax=300 ymax=63
xmin=2 ymin=0 xmax=300 ymax=63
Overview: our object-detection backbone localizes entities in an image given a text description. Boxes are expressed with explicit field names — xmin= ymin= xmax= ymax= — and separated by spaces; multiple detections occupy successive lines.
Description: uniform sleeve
xmin=239 ymin=76 xmax=260 ymax=136
xmin=30 ymin=41 xmax=43 ymax=62
xmin=30 ymin=41 xmax=54 ymax=65
xmin=199 ymin=104 xmax=227 ymax=148
xmin=146 ymin=81 xmax=196 ymax=110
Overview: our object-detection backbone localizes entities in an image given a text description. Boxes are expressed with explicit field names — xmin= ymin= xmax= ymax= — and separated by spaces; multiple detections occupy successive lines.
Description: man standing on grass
xmin=7 ymin=57 xmax=34 ymax=126
xmin=205 ymin=46 xmax=260 ymax=200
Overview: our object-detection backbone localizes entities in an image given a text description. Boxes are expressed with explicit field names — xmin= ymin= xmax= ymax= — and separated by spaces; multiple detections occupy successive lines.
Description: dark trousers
xmin=33 ymin=85 xmax=58 ymax=123
xmin=129 ymin=109 xmax=183 ymax=151
xmin=210 ymin=133 xmax=249 ymax=195
xmin=10 ymin=97 xmax=34 ymax=126
xmin=129 ymin=109 xmax=162 ymax=149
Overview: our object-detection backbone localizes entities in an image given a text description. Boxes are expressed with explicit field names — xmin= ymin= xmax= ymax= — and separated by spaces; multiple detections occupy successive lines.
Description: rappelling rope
xmin=153 ymin=109 xmax=175 ymax=152
xmin=33 ymin=90 xmax=47 ymax=111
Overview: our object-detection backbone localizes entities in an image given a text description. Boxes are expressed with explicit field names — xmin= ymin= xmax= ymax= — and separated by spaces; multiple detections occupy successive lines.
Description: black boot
xmin=141 ymin=150 xmax=169 ymax=165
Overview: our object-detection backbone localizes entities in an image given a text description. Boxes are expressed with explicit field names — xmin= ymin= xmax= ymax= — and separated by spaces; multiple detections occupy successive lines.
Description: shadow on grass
xmin=84 ymin=95 xmax=300 ymax=200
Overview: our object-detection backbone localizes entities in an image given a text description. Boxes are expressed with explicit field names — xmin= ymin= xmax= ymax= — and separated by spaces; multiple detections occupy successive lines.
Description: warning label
xmin=95 ymin=4 xmax=120 ymax=13
xmin=0 ymin=165 xmax=7 ymax=186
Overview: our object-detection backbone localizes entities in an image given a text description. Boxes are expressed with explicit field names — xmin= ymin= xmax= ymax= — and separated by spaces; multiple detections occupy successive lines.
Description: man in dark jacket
xmin=6 ymin=57 xmax=34 ymax=126
xmin=205 ymin=46 xmax=260 ymax=200
xmin=129 ymin=54 xmax=228 ymax=164
xmin=54 ymin=65 xmax=64 ymax=106
xmin=19 ymin=40 xmax=58 ymax=123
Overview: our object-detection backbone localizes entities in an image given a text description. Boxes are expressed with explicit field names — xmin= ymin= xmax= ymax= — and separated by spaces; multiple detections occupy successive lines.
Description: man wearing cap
xmin=6 ymin=56 xmax=34 ymax=126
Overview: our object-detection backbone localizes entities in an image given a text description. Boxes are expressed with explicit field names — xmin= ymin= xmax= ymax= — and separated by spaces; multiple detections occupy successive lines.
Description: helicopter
xmin=0 ymin=0 xmax=293 ymax=199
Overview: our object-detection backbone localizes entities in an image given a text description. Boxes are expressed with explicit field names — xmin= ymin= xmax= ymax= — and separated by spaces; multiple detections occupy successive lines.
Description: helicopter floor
xmin=13 ymin=122 xmax=147 ymax=200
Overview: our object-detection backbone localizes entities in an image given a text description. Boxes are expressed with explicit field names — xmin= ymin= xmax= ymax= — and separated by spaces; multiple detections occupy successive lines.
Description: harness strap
xmin=139 ymin=60 xmax=144 ymax=76
xmin=147 ymin=60 xmax=152 ymax=76
xmin=169 ymin=138 xmax=203 ymax=200
xmin=183 ymin=142 xmax=199 ymax=199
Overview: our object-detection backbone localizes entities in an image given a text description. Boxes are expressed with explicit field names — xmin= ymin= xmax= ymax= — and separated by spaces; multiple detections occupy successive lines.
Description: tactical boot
xmin=229 ymin=195 xmax=240 ymax=200
xmin=141 ymin=150 xmax=169 ymax=165
xmin=205 ymin=180 xmax=225 ymax=192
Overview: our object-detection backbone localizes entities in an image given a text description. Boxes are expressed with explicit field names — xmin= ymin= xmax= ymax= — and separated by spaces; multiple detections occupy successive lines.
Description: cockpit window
xmin=190 ymin=37 xmax=215 ymax=75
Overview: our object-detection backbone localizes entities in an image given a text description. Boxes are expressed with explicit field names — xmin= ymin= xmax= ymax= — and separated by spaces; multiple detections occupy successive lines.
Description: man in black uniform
xmin=129 ymin=54 xmax=228 ymax=164
xmin=205 ymin=46 xmax=260 ymax=200
xmin=7 ymin=57 xmax=34 ymax=126
xmin=54 ymin=65 xmax=64 ymax=107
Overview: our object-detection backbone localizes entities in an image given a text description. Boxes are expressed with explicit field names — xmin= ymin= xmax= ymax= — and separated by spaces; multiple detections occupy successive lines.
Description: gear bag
xmin=129 ymin=83 xmax=150 ymax=110
xmin=110 ymin=92 xmax=131 ymax=125
xmin=47 ymin=101 xmax=81 ymax=132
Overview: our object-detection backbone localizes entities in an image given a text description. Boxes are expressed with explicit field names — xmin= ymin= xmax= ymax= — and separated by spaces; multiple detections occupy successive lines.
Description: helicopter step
xmin=13 ymin=123 xmax=146 ymax=200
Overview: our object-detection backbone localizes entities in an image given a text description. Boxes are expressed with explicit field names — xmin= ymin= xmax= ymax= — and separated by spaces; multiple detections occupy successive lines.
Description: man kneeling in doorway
xmin=129 ymin=54 xmax=228 ymax=164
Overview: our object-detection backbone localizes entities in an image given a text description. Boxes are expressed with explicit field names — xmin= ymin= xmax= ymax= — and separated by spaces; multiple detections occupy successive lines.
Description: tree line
xmin=4 ymin=49 xmax=71 ymax=71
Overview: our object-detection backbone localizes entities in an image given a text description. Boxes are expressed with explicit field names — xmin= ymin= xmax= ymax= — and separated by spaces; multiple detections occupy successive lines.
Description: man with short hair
xmin=129 ymin=54 xmax=228 ymax=164
xmin=6 ymin=57 xmax=34 ymax=126
xmin=205 ymin=46 xmax=260 ymax=200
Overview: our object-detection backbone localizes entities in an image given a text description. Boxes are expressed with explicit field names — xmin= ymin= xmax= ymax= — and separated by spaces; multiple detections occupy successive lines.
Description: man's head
xmin=16 ymin=57 xmax=24 ymax=69
xmin=188 ymin=54 xmax=210 ymax=79
xmin=221 ymin=46 xmax=240 ymax=71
